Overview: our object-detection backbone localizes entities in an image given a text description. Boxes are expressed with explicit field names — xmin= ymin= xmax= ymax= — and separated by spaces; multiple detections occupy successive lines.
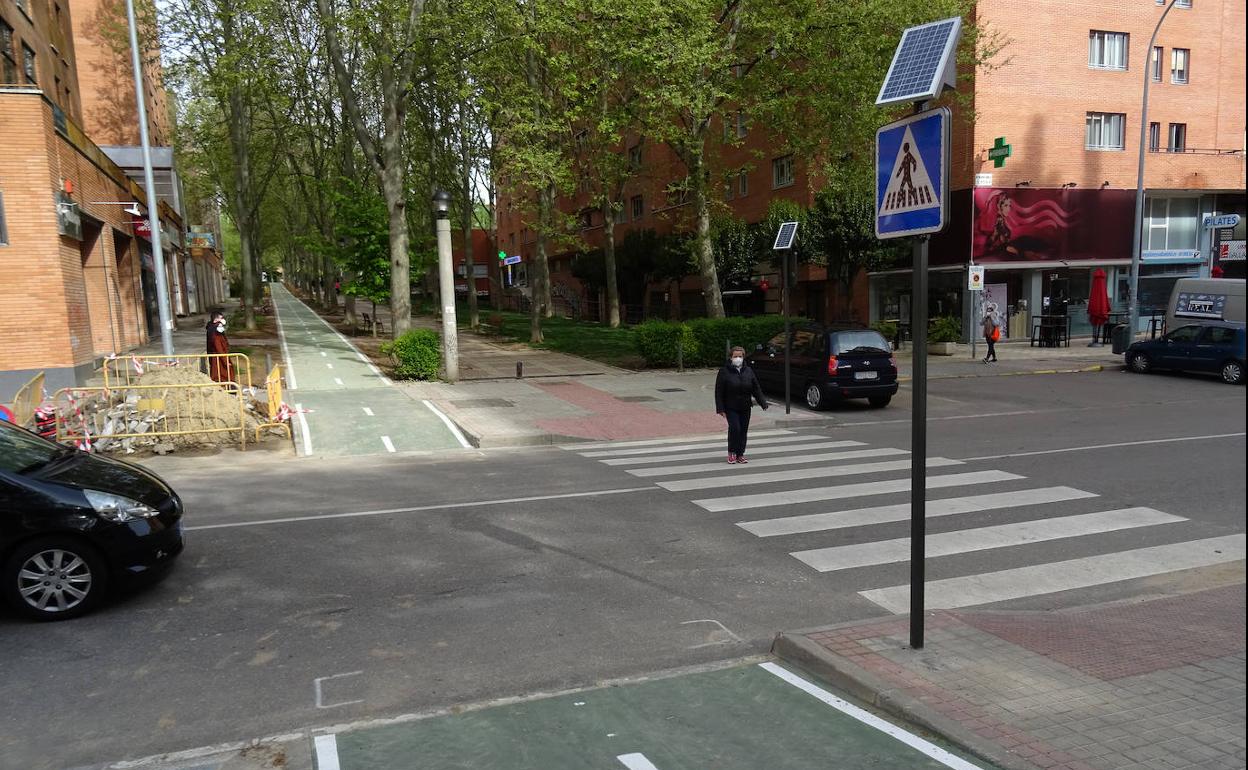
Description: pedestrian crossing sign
xmin=875 ymin=107 xmax=950 ymax=239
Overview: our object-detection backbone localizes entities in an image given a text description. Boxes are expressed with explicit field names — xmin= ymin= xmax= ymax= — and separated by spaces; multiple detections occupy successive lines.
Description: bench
xmin=360 ymin=313 xmax=385 ymax=335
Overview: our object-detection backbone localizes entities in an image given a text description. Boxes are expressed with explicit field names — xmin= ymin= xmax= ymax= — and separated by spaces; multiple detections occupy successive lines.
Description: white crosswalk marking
xmin=628 ymin=448 xmax=907 ymax=477
xmin=692 ymin=470 xmax=1022 ymax=512
xmin=792 ymin=508 xmax=1187 ymax=572
xmin=658 ymin=458 xmax=962 ymax=493
xmin=579 ymin=434 xmax=828 ymax=458
xmin=859 ymin=535 xmax=1246 ymax=613
xmin=602 ymin=440 xmax=867 ymax=466
xmin=565 ymin=430 xmax=795 ymax=451
xmin=737 ymin=487 xmax=1098 ymax=537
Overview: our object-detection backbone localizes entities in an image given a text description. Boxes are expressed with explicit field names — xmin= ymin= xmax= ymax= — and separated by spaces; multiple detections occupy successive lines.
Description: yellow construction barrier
xmin=254 ymin=365 xmax=292 ymax=442
xmin=8 ymin=371 xmax=45 ymax=428
xmin=103 ymin=353 xmax=253 ymax=391
xmin=53 ymin=380 xmax=248 ymax=452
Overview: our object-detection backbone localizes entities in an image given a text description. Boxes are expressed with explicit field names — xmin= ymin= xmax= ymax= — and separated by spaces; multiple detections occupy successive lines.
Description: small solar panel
xmin=876 ymin=17 xmax=962 ymax=107
xmin=773 ymin=221 xmax=798 ymax=250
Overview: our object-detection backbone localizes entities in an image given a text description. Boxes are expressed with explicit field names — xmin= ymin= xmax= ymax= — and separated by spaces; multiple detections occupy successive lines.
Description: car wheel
xmin=868 ymin=395 xmax=892 ymax=408
xmin=2 ymin=538 xmax=107 ymax=621
xmin=805 ymin=382 xmax=826 ymax=411
xmin=1221 ymin=360 xmax=1244 ymax=385
xmin=1128 ymin=352 xmax=1151 ymax=374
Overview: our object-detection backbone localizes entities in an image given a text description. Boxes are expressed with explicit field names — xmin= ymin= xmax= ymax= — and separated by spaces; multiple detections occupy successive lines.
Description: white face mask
xmin=215 ymin=322 xmax=226 ymax=333
xmin=731 ymin=356 xmax=744 ymax=367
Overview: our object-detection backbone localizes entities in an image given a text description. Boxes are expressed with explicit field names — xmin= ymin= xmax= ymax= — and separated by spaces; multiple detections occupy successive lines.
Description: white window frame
xmin=1171 ymin=48 xmax=1189 ymax=84
xmin=1151 ymin=46 xmax=1163 ymax=81
xmin=1085 ymin=112 xmax=1126 ymax=151
xmin=735 ymin=110 xmax=747 ymax=138
xmin=1175 ymin=0 xmax=1191 ymax=8
xmin=1148 ymin=122 xmax=1161 ymax=152
xmin=1088 ymin=31 xmax=1129 ymax=71
xmin=0 ymin=190 xmax=9 ymax=246
xmin=1167 ymin=122 xmax=1186 ymax=152
xmin=21 ymin=43 xmax=36 ymax=84
xmin=1146 ymin=196 xmax=1201 ymax=250
xmin=772 ymin=155 xmax=795 ymax=188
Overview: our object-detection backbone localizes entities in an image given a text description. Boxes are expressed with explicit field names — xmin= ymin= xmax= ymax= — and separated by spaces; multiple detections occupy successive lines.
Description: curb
xmin=898 ymin=363 xmax=1107 ymax=383
xmin=771 ymin=631 xmax=1040 ymax=770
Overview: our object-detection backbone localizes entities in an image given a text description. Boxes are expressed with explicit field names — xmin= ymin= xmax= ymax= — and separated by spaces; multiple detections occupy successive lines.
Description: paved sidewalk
xmin=774 ymin=581 xmax=1247 ymax=770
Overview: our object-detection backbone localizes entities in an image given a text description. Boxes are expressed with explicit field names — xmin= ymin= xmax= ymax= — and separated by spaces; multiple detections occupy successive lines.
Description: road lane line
xmin=738 ymin=487 xmax=1097 ymax=537
xmin=960 ymin=432 xmax=1247 ymax=461
xmin=628 ymin=447 xmax=905 ymax=477
xmin=603 ymin=440 xmax=866 ymax=466
xmin=326 ymin=363 xmax=334 ymax=369
xmin=272 ymin=289 xmax=298 ymax=390
xmin=185 ymin=486 xmax=654 ymax=531
xmin=320 ymin=351 xmax=327 ymax=357
xmin=423 ymin=399 xmax=472 ymax=448
xmin=334 ymin=377 xmax=344 ymax=385
xmin=793 ymin=508 xmax=1186 ymax=572
xmin=362 ymin=407 xmax=374 ymax=416
xmin=860 ymin=534 xmax=1248 ymax=613
xmin=759 ymin=663 xmax=984 ymax=770
xmin=381 ymin=435 xmax=396 ymax=452
xmin=295 ymin=402 xmax=313 ymax=457
xmin=659 ymin=458 xmax=962 ymax=492
xmin=617 ymin=754 xmax=661 ymax=770
xmin=312 ymin=734 xmax=340 ymax=770
xmin=694 ymin=471 xmax=1022 ymax=512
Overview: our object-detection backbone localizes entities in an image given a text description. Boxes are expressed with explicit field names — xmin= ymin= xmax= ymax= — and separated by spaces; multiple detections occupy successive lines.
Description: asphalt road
xmin=1 ymin=369 xmax=1243 ymax=769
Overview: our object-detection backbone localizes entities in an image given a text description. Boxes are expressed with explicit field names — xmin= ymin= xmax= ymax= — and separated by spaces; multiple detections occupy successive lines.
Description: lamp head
xmin=432 ymin=190 xmax=451 ymax=218
xmin=123 ymin=203 xmax=142 ymax=217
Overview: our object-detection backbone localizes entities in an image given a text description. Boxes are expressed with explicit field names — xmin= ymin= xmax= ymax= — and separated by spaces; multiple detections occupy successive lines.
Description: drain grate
xmin=656 ymin=388 xmax=686 ymax=393
xmin=615 ymin=395 xmax=660 ymax=403
xmin=448 ymin=399 xmax=515 ymax=409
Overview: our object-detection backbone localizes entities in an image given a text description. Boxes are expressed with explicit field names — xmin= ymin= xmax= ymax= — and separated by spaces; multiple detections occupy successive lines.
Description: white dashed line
xmin=334 ymin=378 xmax=344 ymax=386
xmin=380 ymin=436 xmax=396 ymax=452
xmin=362 ymin=407 xmax=374 ymax=416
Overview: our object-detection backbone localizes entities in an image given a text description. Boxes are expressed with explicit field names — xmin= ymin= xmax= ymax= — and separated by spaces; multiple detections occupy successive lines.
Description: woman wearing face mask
xmin=714 ymin=345 xmax=769 ymax=464
xmin=206 ymin=311 xmax=236 ymax=383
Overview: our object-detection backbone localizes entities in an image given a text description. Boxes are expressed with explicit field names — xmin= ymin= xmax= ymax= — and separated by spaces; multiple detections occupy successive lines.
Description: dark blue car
xmin=1125 ymin=321 xmax=1246 ymax=385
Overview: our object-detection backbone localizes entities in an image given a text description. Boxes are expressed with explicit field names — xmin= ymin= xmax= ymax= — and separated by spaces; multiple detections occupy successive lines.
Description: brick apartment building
xmin=496 ymin=0 xmax=1244 ymax=336
xmin=1 ymin=0 xmax=223 ymax=398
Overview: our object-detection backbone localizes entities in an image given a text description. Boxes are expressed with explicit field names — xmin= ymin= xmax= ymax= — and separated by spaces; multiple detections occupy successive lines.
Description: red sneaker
xmin=727 ymin=453 xmax=737 ymax=464
xmin=737 ymin=455 xmax=749 ymax=464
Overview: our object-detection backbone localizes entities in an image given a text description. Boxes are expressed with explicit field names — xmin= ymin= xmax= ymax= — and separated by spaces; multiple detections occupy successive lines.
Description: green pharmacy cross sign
xmin=988 ymin=137 xmax=1012 ymax=168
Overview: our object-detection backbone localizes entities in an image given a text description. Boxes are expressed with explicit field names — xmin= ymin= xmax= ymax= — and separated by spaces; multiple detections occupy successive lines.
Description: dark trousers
xmin=984 ymin=336 xmax=997 ymax=360
xmin=725 ymin=408 xmax=752 ymax=455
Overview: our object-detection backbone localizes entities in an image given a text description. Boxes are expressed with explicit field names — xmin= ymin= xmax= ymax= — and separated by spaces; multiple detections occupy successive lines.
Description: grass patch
xmin=466 ymin=310 xmax=644 ymax=369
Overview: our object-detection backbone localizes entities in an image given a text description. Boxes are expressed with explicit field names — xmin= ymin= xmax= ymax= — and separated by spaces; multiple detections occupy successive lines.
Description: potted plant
xmin=928 ymin=315 xmax=961 ymax=355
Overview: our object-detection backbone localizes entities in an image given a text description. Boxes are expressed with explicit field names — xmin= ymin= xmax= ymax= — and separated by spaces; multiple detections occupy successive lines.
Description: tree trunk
xmin=343 ymin=270 xmax=358 ymax=326
xmin=531 ymin=184 xmax=552 ymax=343
xmin=602 ymin=199 xmax=620 ymax=327
xmin=227 ymin=95 xmax=255 ymax=330
xmin=459 ymin=103 xmax=479 ymax=329
xmin=689 ymin=150 xmax=724 ymax=319
xmin=380 ymin=152 xmax=411 ymax=338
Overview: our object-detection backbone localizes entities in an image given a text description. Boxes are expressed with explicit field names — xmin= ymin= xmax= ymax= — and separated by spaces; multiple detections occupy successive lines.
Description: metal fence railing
xmin=103 ymin=353 xmax=253 ymax=391
xmin=254 ymin=365 xmax=292 ymax=442
xmin=8 ymin=371 xmax=45 ymax=428
xmin=53 ymin=380 xmax=249 ymax=452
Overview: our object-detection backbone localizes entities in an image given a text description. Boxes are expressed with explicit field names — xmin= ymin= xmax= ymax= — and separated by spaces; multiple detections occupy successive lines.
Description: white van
xmin=1165 ymin=278 xmax=1246 ymax=333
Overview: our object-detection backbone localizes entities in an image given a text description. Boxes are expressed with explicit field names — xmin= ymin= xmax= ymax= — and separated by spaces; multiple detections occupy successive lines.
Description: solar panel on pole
xmin=875 ymin=17 xmax=962 ymax=107
xmin=773 ymin=221 xmax=798 ymax=250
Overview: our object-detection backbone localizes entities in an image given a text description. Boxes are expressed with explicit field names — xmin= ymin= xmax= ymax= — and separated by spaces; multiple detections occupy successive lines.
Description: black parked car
xmin=0 ymin=419 xmax=184 ymax=620
xmin=748 ymin=324 xmax=899 ymax=410
xmin=1125 ymin=321 xmax=1245 ymax=384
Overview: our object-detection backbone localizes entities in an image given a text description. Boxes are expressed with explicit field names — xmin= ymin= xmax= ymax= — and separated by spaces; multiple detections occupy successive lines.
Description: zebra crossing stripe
xmin=566 ymin=430 xmax=795 ymax=451
xmin=579 ymin=434 xmax=828 ymax=458
xmin=602 ymin=440 xmax=865 ymax=466
xmin=627 ymin=448 xmax=907 ymax=477
xmin=859 ymin=534 xmax=1246 ymax=613
xmin=737 ymin=487 xmax=1098 ymax=537
xmin=658 ymin=458 xmax=962 ymax=493
xmin=693 ymin=470 xmax=1022 ymax=512
xmin=792 ymin=508 xmax=1187 ymax=572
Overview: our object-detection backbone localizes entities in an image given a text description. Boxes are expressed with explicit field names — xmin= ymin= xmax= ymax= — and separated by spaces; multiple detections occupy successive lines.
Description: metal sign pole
xmin=783 ymin=248 xmax=792 ymax=415
xmin=911 ymin=234 xmax=929 ymax=649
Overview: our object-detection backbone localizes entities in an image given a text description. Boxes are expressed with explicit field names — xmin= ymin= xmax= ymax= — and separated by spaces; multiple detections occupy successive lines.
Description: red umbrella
xmin=1088 ymin=268 xmax=1111 ymax=326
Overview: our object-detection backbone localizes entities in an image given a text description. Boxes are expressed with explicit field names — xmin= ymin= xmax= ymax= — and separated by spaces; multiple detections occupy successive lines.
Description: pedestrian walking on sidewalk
xmin=715 ymin=346 xmax=769 ymax=464
xmin=205 ymin=311 xmax=236 ymax=383
xmin=982 ymin=307 xmax=1000 ymax=363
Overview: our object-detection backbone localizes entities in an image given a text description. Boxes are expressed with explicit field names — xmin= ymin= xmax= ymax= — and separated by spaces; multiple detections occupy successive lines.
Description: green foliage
xmin=871 ymin=320 xmax=899 ymax=341
xmin=929 ymin=315 xmax=962 ymax=344
xmin=328 ymin=178 xmax=393 ymax=306
xmin=634 ymin=316 xmax=791 ymax=368
xmin=634 ymin=321 xmax=699 ymax=368
xmin=710 ymin=214 xmax=761 ymax=289
xmin=380 ymin=329 xmax=441 ymax=380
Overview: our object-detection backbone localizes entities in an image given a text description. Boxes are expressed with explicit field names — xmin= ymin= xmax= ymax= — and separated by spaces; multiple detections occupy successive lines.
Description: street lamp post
xmin=123 ymin=0 xmax=173 ymax=355
xmin=433 ymin=190 xmax=459 ymax=382
xmin=1128 ymin=0 xmax=1180 ymax=339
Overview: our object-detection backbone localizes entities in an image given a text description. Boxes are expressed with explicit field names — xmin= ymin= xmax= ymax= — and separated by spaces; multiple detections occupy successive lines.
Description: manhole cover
xmin=657 ymin=388 xmax=686 ymax=393
xmin=448 ymin=399 xmax=515 ymax=409
xmin=615 ymin=395 xmax=660 ymax=403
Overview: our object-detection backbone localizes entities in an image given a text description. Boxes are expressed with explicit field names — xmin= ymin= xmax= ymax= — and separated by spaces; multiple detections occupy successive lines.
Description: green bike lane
xmin=270 ymin=283 xmax=470 ymax=456
xmin=315 ymin=662 xmax=996 ymax=770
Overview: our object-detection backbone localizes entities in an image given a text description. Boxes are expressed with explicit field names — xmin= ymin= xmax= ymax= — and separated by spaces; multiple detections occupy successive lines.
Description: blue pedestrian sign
xmin=875 ymin=107 xmax=950 ymax=239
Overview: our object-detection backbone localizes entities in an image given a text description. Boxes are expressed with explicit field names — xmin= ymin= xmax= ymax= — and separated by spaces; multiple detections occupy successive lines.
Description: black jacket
xmin=715 ymin=363 xmax=769 ymax=413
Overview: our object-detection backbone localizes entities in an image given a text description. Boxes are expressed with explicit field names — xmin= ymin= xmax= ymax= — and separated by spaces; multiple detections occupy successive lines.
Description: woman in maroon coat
xmin=206 ymin=312 xmax=236 ymax=383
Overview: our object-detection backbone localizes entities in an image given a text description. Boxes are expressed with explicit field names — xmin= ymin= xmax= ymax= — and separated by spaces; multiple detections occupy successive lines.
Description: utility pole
xmin=433 ymin=190 xmax=459 ymax=382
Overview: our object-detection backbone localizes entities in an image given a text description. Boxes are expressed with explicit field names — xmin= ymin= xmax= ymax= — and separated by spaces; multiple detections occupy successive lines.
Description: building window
xmin=628 ymin=144 xmax=642 ymax=169
xmin=1147 ymin=197 xmax=1199 ymax=250
xmin=22 ymin=43 xmax=36 ymax=84
xmin=1 ymin=20 xmax=17 ymax=84
xmin=1151 ymin=46 xmax=1163 ymax=81
xmin=1175 ymin=0 xmax=1191 ymax=7
xmin=15 ymin=0 xmax=30 ymax=16
xmin=631 ymin=195 xmax=643 ymax=220
xmin=1085 ymin=112 xmax=1125 ymax=150
xmin=1167 ymin=123 xmax=1187 ymax=152
xmin=1088 ymin=31 xmax=1129 ymax=70
xmin=0 ymin=190 xmax=9 ymax=246
xmin=772 ymin=155 xmax=795 ymax=188
xmin=738 ymin=169 xmax=748 ymax=197
xmin=1171 ymin=48 xmax=1189 ymax=84
xmin=724 ymin=176 xmax=734 ymax=201
xmin=1149 ymin=122 xmax=1161 ymax=152
xmin=735 ymin=110 xmax=747 ymax=138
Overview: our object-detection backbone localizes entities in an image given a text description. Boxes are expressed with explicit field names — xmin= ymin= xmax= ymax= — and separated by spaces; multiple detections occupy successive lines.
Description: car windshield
xmin=832 ymin=331 xmax=891 ymax=355
xmin=0 ymin=421 xmax=74 ymax=474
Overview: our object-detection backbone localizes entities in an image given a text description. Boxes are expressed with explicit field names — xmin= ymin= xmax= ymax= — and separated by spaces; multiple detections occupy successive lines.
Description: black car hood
xmin=32 ymin=452 xmax=175 ymax=508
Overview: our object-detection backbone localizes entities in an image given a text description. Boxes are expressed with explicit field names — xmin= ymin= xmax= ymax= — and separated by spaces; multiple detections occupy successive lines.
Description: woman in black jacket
xmin=714 ymin=346 xmax=769 ymax=464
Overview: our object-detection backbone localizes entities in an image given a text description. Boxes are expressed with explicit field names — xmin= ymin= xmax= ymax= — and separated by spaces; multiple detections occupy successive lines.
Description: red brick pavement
xmin=532 ymin=381 xmax=724 ymax=440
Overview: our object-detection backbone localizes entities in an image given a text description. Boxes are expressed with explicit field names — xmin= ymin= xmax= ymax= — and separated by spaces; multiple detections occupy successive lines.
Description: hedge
xmin=380 ymin=329 xmax=441 ymax=379
xmin=634 ymin=316 xmax=792 ymax=368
